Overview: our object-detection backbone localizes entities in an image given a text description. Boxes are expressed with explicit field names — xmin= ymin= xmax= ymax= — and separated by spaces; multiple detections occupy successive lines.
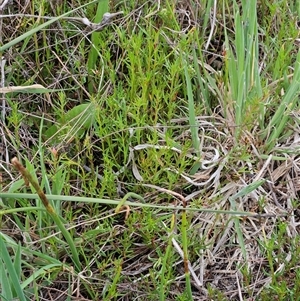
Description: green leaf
xmin=0 ymin=259 xmax=13 ymax=301
xmin=0 ymin=235 xmax=27 ymax=301
xmin=44 ymin=103 xmax=97 ymax=141
xmin=0 ymin=84 xmax=73 ymax=94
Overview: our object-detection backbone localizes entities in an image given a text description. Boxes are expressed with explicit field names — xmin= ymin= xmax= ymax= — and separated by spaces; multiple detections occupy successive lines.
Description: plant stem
xmin=11 ymin=157 xmax=81 ymax=272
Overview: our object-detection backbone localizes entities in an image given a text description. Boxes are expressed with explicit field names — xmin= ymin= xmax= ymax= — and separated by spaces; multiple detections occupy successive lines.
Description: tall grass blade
xmin=0 ymin=259 xmax=13 ymax=301
xmin=263 ymin=51 xmax=300 ymax=152
xmin=159 ymin=217 xmax=175 ymax=301
xmin=223 ymin=0 xmax=262 ymax=138
xmin=183 ymin=62 xmax=201 ymax=175
xmin=21 ymin=264 xmax=63 ymax=290
xmin=0 ymin=235 xmax=27 ymax=301
xmin=87 ymin=0 xmax=109 ymax=92
xmin=10 ymin=158 xmax=81 ymax=272
xmin=2 ymin=191 xmax=268 ymax=216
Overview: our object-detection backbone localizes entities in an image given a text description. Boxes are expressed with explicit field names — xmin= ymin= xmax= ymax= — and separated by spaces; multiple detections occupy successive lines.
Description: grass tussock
xmin=0 ymin=0 xmax=300 ymax=300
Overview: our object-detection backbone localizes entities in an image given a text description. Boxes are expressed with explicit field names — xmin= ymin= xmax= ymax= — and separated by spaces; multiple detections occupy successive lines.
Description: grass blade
xmin=229 ymin=180 xmax=265 ymax=260
xmin=183 ymin=61 xmax=201 ymax=175
xmin=0 ymin=235 xmax=27 ymax=301
xmin=10 ymin=158 xmax=81 ymax=272
xmin=87 ymin=0 xmax=109 ymax=92
xmin=263 ymin=51 xmax=300 ymax=151
xmin=0 ymin=0 xmax=100 ymax=52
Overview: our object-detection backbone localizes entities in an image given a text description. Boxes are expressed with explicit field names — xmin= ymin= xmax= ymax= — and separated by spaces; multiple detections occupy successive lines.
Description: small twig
xmin=236 ymin=272 xmax=243 ymax=301
xmin=144 ymin=0 xmax=160 ymax=19
xmin=0 ymin=57 xmax=5 ymax=120
xmin=115 ymin=192 xmax=145 ymax=219
xmin=0 ymin=11 xmax=124 ymax=32
xmin=171 ymin=237 xmax=205 ymax=292
xmin=205 ymin=0 xmax=217 ymax=50
xmin=75 ymin=11 xmax=124 ymax=31
xmin=0 ymin=0 xmax=9 ymax=11
xmin=117 ymin=205 xmax=131 ymax=220
xmin=0 ymin=57 xmax=9 ymax=166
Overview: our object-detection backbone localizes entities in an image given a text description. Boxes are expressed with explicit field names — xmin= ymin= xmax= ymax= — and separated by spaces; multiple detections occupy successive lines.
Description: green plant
xmin=1 ymin=0 xmax=300 ymax=299
xmin=0 ymin=239 xmax=27 ymax=301
xmin=223 ymin=0 xmax=262 ymax=138
xmin=86 ymin=0 xmax=109 ymax=93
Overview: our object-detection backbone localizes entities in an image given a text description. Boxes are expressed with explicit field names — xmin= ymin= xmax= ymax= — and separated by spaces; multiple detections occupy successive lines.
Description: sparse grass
xmin=0 ymin=0 xmax=300 ymax=300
